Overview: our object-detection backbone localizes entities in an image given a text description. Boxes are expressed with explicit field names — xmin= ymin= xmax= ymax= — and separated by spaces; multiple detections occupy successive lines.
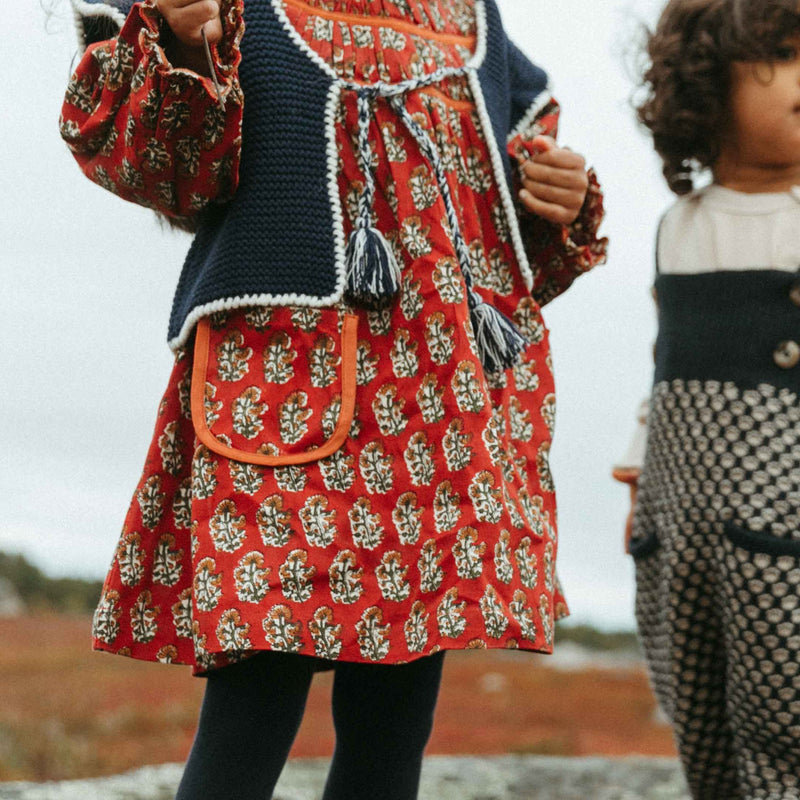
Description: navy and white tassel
xmin=390 ymin=95 xmax=528 ymax=373
xmin=344 ymin=88 xmax=402 ymax=310
xmin=467 ymin=290 xmax=527 ymax=373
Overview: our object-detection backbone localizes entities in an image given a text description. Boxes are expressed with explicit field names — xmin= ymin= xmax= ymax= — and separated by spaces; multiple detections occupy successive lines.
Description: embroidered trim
xmin=467 ymin=68 xmax=533 ymax=291
xmin=190 ymin=314 xmax=359 ymax=465
xmin=281 ymin=0 xmax=478 ymax=46
xmin=269 ymin=0 xmax=488 ymax=85
xmin=507 ymin=87 xmax=553 ymax=143
xmin=70 ymin=0 xmax=127 ymax=53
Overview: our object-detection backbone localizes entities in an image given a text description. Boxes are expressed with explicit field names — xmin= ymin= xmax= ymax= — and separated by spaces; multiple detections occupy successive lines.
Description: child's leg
xmin=322 ymin=651 xmax=446 ymax=800
xmin=175 ymin=651 xmax=316 ymax=800
xmin=632 ymin=466 xmax=742 ymax=798
xmin=718 ymin=533 xmax=800 ymax=799
xmin=634 ymin=532 xmax=742 ymax=799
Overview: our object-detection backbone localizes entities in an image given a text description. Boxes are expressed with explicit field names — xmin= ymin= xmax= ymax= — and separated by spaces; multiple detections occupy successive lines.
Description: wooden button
xmin=773 ymin=340 xmax=800 ymax=369
xmin=790 ymin=283 xmax=800 ymax=308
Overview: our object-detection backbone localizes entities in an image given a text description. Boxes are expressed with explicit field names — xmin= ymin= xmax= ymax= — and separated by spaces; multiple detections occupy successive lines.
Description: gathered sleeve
xmin=59 ymin=0 xmax=244 ymax=222
xmin=504 ymin=42 xmax=608 ymax=306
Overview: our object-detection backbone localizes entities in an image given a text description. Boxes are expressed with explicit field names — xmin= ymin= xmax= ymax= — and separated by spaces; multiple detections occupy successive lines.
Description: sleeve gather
xmin=506 ymin=94 xmax=608 ymax=306
xmin=60 ymin=0 xmax=244 ymax=221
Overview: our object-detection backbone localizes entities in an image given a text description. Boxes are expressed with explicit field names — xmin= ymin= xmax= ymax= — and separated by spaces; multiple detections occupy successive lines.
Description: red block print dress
xmin=62 ymin=0 xmax=606 ymax=673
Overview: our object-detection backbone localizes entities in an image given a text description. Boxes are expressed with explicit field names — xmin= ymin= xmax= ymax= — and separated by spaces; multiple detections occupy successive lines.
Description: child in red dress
xmin=61 ymin=0 xmax=606 ymax=795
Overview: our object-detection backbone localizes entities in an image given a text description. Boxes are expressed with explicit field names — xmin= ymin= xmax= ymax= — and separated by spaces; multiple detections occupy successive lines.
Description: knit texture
xmin=72 ymin=0 xmax=551 ymax=347
xmin=169 ymin=0 xmax=341 ymax=343
xmin=654 ymin=270 xmax=800 ymax=392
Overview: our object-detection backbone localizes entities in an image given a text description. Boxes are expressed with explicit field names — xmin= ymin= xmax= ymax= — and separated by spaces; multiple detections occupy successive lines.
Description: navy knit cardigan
xmin=72 ymin=0 xmax=550 ymax=348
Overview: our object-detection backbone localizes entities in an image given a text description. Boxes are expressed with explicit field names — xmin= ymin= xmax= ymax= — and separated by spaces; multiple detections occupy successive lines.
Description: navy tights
xmin=175 ymin=650 xmax=445 ymax=800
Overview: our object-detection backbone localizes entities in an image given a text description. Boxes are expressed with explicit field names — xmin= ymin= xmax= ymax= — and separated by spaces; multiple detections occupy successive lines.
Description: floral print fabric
xmin=59 ymin=0 xmax=244 ymax=222
xmin=82 ymin=0 xmax=607 ymax=673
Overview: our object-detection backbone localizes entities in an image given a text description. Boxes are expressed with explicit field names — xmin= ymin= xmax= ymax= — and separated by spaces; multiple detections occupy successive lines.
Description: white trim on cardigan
xmin=168 ymin=290 xmax=348 ymax=351
xmin=325 ymin=82 xmax=349 ymax=308
xmin=467 ymin=68 xmax=533 ymax=291
xmin=70 ymin=0 xmax=127 ymax=53
xmin=507 ymin=86 xmax=554 ymax=143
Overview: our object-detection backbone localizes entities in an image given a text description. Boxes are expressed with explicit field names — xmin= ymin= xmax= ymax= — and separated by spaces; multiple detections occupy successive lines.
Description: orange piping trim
xmin=282 ymin=0 xmax=477 ymax=46
xmin=418 ymin=86 xmax=473 ymax=110
xmin=190 ymin=314 xmax=359 ymax=466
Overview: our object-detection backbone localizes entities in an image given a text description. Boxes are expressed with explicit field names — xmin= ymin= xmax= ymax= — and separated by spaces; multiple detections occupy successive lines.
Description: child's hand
xmin=519 ymin=136 xmax=589 ymax=226
xmin=157 ymin=0 xmax=222 ymax=49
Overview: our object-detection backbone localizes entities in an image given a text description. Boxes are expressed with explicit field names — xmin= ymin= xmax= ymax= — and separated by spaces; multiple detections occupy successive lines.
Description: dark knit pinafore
xmin=632 ymin=267 xmax=800 ymax=798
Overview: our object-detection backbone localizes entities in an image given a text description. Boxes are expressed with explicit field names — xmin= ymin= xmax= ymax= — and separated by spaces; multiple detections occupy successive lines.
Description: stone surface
xmin=0 ymin=756 xmax=689 ymax=800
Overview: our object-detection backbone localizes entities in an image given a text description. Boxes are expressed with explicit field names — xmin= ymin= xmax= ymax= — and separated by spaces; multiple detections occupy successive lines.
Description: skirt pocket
xmin=718 ymin=520 xmax=800 ymax=755
xmin=190 ymin=309 xmax=358 ymax=466
xmin=722 ymin=520 xmax=800 ymax=558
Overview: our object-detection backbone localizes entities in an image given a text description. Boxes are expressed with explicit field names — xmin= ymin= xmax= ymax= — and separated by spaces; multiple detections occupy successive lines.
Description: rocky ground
xmin=0 ymin=756 xmax=689 ymax=800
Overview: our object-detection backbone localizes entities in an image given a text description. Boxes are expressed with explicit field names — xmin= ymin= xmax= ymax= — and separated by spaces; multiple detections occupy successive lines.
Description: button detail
xmin=773 ymin=340 xmax=800 ymax=369
xmin=790 ymin=283 xmax=800 ymax=308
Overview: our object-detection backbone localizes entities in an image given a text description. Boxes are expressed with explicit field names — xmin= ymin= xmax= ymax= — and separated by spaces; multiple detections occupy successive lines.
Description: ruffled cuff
xmin=518 ymin=167 xmax=609 ymax=306
xmin=552 ymin=168 xmax=608 ymax=275
xmin=136 ymin=0 xmax=244 ymax=105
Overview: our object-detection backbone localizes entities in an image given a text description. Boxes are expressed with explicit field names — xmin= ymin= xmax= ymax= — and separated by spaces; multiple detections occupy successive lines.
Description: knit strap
xmin=390 ymin=95 xmax=527 ymax=373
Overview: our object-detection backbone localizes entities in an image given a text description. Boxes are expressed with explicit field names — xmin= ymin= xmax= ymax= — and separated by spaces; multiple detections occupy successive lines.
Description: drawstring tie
xmin=343 ymin=82 xmax=527 ymax=373
xmin=344 ymin=88 xmax=403 ymax=311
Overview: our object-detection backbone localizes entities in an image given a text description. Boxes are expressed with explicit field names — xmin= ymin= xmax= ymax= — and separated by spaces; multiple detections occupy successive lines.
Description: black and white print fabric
xmin=632 ymin=378 xmax=800 ymax=800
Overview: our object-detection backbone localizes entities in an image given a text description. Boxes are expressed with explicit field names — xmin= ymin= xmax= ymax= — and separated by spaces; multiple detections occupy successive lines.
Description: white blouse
xmin=657 ymin=184 xmax=800 ymax=274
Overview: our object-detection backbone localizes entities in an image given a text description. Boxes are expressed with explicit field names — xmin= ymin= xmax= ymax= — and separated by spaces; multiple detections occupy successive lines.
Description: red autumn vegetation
xmin=0 ymin=613 xmax=675 ymax=782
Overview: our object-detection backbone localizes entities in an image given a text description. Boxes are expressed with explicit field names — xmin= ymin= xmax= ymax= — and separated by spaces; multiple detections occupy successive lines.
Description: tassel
xmin=344 ymin=224 xmax=402 ymax=310
xmin=469 ymin=292 xmax=528 ymax=373
xmin=343 ymin=87 xmax=402 ymax=311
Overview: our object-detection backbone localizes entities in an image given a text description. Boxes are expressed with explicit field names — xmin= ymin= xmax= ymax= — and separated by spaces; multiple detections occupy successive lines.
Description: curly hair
xmin=636 ymin=0 xmax=800 ymax=194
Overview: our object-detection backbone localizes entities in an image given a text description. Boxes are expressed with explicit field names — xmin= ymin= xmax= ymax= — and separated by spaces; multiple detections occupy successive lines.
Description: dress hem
xmin=93 ymin=635 xmax=556 ymax=676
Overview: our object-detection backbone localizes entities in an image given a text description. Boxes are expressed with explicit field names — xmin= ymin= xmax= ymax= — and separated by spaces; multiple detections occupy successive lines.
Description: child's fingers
xmin=529 ymin=135 xmax=557 ymax=155
xmin=520 ymin=177 xmax=585 ymax=211
xmin=161 ymin=0 xmax=222 ymax=46
xmin=518 ymin=190 xmax=579 ymax=225
xmin=200 ymin=15 xmax=223 ymax=45
xmin=530 ymin=147 xmax=586 ymax=171
xmin=522 ymin=160 xmax=588 ymax=191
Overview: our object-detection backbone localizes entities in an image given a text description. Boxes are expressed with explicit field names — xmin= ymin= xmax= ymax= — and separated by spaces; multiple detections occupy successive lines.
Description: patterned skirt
xmin=91 ymin=0 xmax=567 ymax=674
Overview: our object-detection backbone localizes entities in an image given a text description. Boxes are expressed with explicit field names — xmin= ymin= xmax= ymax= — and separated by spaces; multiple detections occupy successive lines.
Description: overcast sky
xmin=1 ymin=0 xmax=671 ymax=630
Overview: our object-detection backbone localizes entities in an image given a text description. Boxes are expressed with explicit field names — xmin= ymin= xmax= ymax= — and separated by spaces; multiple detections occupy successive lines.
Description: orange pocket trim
xmin=190 ymin=313 xmax=359 ymax=467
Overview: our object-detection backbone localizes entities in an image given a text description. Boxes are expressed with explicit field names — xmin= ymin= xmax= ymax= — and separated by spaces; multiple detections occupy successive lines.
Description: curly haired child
xmin=619 ymin=1 xmax=800 ymax=797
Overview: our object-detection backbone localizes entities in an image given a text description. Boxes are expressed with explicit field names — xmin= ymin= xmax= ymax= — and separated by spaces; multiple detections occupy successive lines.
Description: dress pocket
xmin=190 ymin=310 xmax=358 ymax=466
xmin=722 ymin=521 xmax=800 ymax=558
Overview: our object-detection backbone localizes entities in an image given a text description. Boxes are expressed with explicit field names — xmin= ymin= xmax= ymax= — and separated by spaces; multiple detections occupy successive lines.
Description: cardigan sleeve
xmin=504 ymin=46 xmax=608 ymax=306
xmin=59 ymin=0 xmax=244 ymax=222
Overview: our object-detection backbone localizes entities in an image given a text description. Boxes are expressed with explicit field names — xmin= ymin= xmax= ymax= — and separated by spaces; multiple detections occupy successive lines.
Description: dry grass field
xmin=0 ymin=613 xmax=676 ymax=782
